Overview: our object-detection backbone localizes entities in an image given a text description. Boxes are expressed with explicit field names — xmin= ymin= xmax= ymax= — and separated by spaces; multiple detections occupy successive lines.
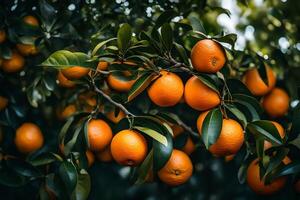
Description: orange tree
xmin=1 ymin=0 xmax=300 ymax=199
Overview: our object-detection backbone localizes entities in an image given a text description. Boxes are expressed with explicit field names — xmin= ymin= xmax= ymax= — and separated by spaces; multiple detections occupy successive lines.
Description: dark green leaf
xmin=135 ymin=149 xmax=153 ymax=185
xmin=59 ymin=161 xmax=78 ymax=194
xmin=71 ymin=169 xmax=91 ymax=200
xmin=134 ymin=126 xmax=168 ymax=146
xmin=154 ymin=10 xmax=178 ymax=29
xmin=117 ymin=23 xmax=132 ymax=53
xmin=161 ymin=23 xmax=173 ymax=52
xmin=225 ymin=104 xmax=247 ymax=127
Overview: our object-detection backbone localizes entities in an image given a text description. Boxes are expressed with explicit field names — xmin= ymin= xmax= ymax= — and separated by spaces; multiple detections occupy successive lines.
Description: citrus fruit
xmin=107 ymin=72 xmax=136 ymax=92
xmin=191 ymin=39 xmax=226 ymax=73
xmin=87 ymin=119 xmax=113 ymax=151
xmin=86 ymin=150 xmax=95 ymax=167
xmin=61 ymin=66 xmax=90 ymax=80
xmin=147 ymin=71 xmax=184 ymax=107
xmin=14 ymin=123 xmax=44 ymax=154
xmin=60 ymin=104 xmax=76 ymax=120
xmin=184 ymin=76 xmax=220 ymax=111
xmin=2 ymin=51 xmax=25 ymax=73
xmin=264 ymin=121 xmax=285 ymax=150
xmin=106 ymin=110 xmax=125 ymax=123
xmin=16 ymin=43 xmax=39 ymax=56
xmin=262 ymin=88 xmax=289 ymax=118
xmin=158 ymin=149 xmax=193 ymax=186
xmin=181 ymin=136 xmax=196 ymax=155
xmin=96 ymin=145 xmax=113 ymax=162
xmin=111 ymin=129 xmax=147 ymax=166
xmin=57 ymin=71 xmax=76 ymax=88
xmin=172 ymin=125 xmax=184 ymax=138
xmin=0 ymin=96 xmax=8 ymax=111
xmin=243 ymin=66 xmax=276 ymax=96
xmin=0 ymin=30 xmax=6 ymax=43
xmin=97 ymin=61 xmax=108 ymax=71
xmin=23 ymin=15 xmax=39 ymax=26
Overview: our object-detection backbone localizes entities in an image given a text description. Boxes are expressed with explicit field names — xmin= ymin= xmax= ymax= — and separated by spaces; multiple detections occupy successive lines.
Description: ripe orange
xmin=16 ymin=43 xmax=39 ymax=56
xmin=14 ymin=123 xmax=44 ymax=154
xmin=294 ymin=179 xmax=300 ymax=193
xmin=158 ymin=149 xmax=193 ymax=186
xmin=61 ymin=66 xmax=90 ymax=80
xmin=0 ymin=96 xmax=8 ymax=111
xmin=57 ymin=71 xmax=75 ymax=88
xmin=225 ymin=154 xmax=235 ymax=162
xmin=0 ymin=30 xmax=6 ymax=43
xmin=106 ymin=110 xmax=126 ymax=123
xmin=23 ymin=15 xmax=39 ymax=26
xmin=97 ymin=61 xmax=109 ymax=71
xmin=264 ymin=121 xmax=285 ymax=150
xmin=172 ymin=125 xmax=184 ymax=138
xmin=243 ymin=66 xmax=276 ymax=96
xmin=110 ymin=129 xmax=147 ymax=166
xmin=184 ymin=76 xmax=220 ymax=111
xmin=78 ymin=92 xmax=97 ymax=107
xmin=60 ymin=104 xmax=76 ymax=120
xmin=246 ymin=158 xmax=290 ymax=195
xmin=107 ymin=72 xmax=136 ymax=92
xmin=147 ymin=71 xmax=184 ymax=107
xmin=96 ymin=145 xmax=113 ymax=162
xmin=2 ymin=51 xmax=25 ymax=73
xmin=262 ymin=88 xmax=289 ymax=118
xmin=86 ymin=150 xmax=95 ymax=167
xmin=190 ymin=39 xmax=226 ymax=73
xmin=87 ymin=119 xmax=112 ymax=151
xmin=197 ymin=111 xmax=244 ymax=156
xmin=182 ymin=136 xmax=196 ymax=155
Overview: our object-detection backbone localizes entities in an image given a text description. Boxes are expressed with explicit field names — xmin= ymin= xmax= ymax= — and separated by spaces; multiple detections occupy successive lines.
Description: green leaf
xmin=196 ymin=74 xmax=220 ymax=94
xmin=265 ymin=148 xmax=289 ymax=176
xmin=257 ymin=59 xmax=269 ymax=86
xmin=290 ymin=104 xmax=300 ymax=136
xmin=271 ymin=161 xmax=300 ymax=180
xmin=117 ymin=23 xmax=132 ymax=53
xmin=210 ymin=6 xmax=231 ymax=17
xmin=127 ymin=72 xmax=157 ymax=102
xmin=58 ymin=117 xmax=74 ymax=147
xmin=187 ymin=16 xmax=206 ymax=33
xmin=6 ymin=159 xmax=41 ymax=177
xmin=84 ymin=119 xmax=90 ymax=149
xmin=225 ymin=104 xmax=247 ymax=127
xmin=64 ymin=123 xmax=84 ymax=156
xmin=29 ymin=152 xmax=63 ymax=166
xmin=135 ymin=149 xmax=154 ymax=185
xmin=91 ymin=38 xmax=117 ymax=56
xmin=201 ymin=108 xmax=223 ymax=149
xmin=154 ymin=10 xmax=178 ymax=29
xmin=174 ymin=42 xmax=189 ymax=65
xmin=256 ymin=137 xmax=265 ymax=159
xmin=0 ymin=168 xmax=26 ymax=187
xmin=161 ymin=23 xmax=173 ymax=52
xmin=71 ymin=170 xmax=91 ymax=200
xmin=41 ymin=50 xmax=90 ymax=69
xmin=59 ymin=161 xmax=78 ymax=194
xmin=226 ymin=79 xmax=252 ymax=96
xmin=134 ymin=126 xmax=168 ymax=146
xmin=213 ymin=33 xmax=237 ymax=48
xmin=233 ymin=94 xmax=262 ymax=121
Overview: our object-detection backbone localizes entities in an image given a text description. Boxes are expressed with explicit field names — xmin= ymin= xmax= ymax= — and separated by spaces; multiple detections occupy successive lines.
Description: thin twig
xmin=176 ymin=118 xmax=200 ymax=138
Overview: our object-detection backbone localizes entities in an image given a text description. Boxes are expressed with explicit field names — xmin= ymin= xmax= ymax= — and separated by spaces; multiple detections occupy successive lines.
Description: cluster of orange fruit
xmin=0 ymin=15 xmax=40 ymax=73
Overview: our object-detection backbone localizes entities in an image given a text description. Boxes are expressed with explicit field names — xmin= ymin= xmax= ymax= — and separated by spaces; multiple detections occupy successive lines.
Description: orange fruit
xmin=106 ymin=110 xmax=126 ymax=123
xmin=172 ymin=125 xmax=184 ymax=138
xmin=243 ymin=66 xmax=276 ymax=96
xmin=97 ymin=61 xmax=108 ymax=71
xmin=16 ymin=43 xmax=39 ymax=56
xmin=197 ymin=111 xmax=244 ymax=156
xmin=2 ymin=51 xmax=25 ymax=73
xmin=190 ymin=39 xmax=226 ymax=73
xmin=264 ymin=121 xmax=285 ymax=150
xmin=107 ymin=72 xmax=136 ymax=92
xmin=181 ymin=136 xmax=196 ymax=155
xmin=246 ymin=158 xmax=290 ymax=195
xmin=86 ymin=150 xmax=95 ymax=167
xmin=184 ymin=76 xmax=220 ymax=111
xmin=78 ymin=92 xmax=97 ymax=107
xmin=147 ymin=71 xmax=184 ymax=107
xmin=0 ymin=96 xmax=8 ymax=111
xmin=60 ymin=104 xmax=76 ymax=120
xmin=57 ymin=71 xmax=75 ymax=88
xmin=225 ymin=154 xmax=235 ymax=162
xmin=96 ymin=145 xmax=113 ymax=162
xmin=111 ymin=129 xmax=147 ymax=166
xmin=87 ymin=119 xmax=112 ymax=151
xmin=0 ymin=30 xmax=6 ymax=43
xmin=262 ymin=88 xmax=289 ymax=118
xmin=294 ymin=179 xmax=300 ymax=193
xmin=61 ymin=66 xmax=90 ymax=80
xmin=14 ymin=123 xmax=44 ymax=154
xmin=158 ymin=149 xmax=193 ymax=186
xmin=23 ymin=15 xmax=39 ymax=26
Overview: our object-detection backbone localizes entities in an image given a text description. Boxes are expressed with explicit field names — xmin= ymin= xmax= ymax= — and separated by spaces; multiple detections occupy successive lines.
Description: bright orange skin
xmin=96 ymin=145 xmax=113 ymax=162
xmin=158 ymin=149 xmax=193 ymax=186
xmin=243 ymin=66 xmax=276 ymax=96
xmin=184 ymin=76 xmax=220 ymax=111
xmin=111 ymin=129 xmax=147 ymax=166
xmin=14 ymin=123 xmax=44 ymax=154
xmin=182 ymin=137 xmax=196 ymax=155
xmin=86 ymin=150 xmax=95 ymax=167
xmin=2 ymin=51 xmax=25 ymax=73
xmin=0 ymin=30 xmax=6 ymax=43
xmin=225 ymin=154 xmax=235 ymax=162
xmin=246 ymin=158 xmax=290 ymax=195
xmin=197 ymin=111 xmax=244 ymax=156
xmin=61 ymin=66 xmax=90 ymax=80
xmin=191 ymin=39 xmax=226 ymax=73
xmin=23 ymin=15 xmax=39 ymax=26
xmin=60 ymin=104 xmax=76 ymax=120
xmin=262 ymin=88 xmax=290 ymax=118
xmin=107 ymin=73 xmax=136 ymax=92
xmin=16 ymin=44 xmax=39 ymax=56
xmin=294 ymin=180 xmax=300 ymax=193
xmin=57 ymin=71 xmax=75 ymax=88
xmin=88 ymin=119 xmax=112 ymax=151
xmin=106 ymin=110 xmax=126 ymax=123
xmin=97 ymin=61 xmax=108 ymax=71
xmin=148 ymin=71 xmax=184 ymax=107
xmin=264 ymin=121 xmax=285 ymax=150
xmin=0 ymin=96 xmax=8 ymax=111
